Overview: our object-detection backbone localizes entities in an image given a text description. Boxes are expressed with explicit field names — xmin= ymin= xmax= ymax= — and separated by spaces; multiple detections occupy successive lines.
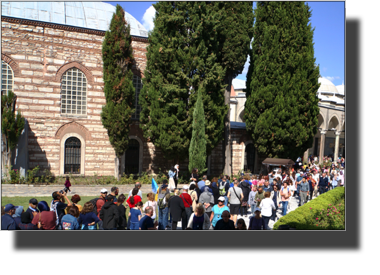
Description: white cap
xmin=182 ymin=185 xmax=189 ymax=190
xmin=100 ymin=188 xmax=108 ymax=193
xmin=218 ymin=196 xmax=225 ymax=201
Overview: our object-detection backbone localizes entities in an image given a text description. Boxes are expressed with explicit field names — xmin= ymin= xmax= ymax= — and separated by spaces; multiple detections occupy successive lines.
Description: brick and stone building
xmin=0 ymin=2 xmax=255 ymax=179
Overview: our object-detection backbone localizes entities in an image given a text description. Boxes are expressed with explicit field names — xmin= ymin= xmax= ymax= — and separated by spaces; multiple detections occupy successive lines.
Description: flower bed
xmin=273 ymin=187 xmax=345 ymax=230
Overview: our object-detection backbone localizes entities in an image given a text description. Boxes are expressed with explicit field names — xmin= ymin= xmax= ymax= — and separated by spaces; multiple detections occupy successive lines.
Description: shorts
xmin=230 ymin=204 xmax=241 ymax=215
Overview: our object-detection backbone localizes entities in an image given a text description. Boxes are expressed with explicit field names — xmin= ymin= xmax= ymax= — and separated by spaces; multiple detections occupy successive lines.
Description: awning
xmin=262 ymin=158 xmax=295 ymax=166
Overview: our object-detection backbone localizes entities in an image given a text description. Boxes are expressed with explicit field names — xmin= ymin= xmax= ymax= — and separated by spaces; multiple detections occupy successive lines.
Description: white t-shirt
xmin=312 ymin=173 xmax=320 ymax=184
xmin=260 ymin=198 xmax=275 ymax=217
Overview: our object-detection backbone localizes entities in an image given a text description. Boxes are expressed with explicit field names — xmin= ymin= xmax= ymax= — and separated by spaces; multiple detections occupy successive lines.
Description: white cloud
xmin=142 ymin=6 xmax=156 ymax=31
xmin=324 ymin=76 xmax=341 ymax=82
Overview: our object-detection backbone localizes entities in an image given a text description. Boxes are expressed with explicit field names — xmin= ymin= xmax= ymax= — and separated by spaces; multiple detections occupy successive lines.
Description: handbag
xmin=37 ymin=213 xmax=42 ymax=229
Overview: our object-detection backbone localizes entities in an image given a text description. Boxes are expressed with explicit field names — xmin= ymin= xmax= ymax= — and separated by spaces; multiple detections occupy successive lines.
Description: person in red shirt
xmin=126 ymin=188 xmax=142 ymax=229
xmin=180 ymin=185 xmax=193 ymax=230
xmin=96 ymin=188 xmax=108 ymax=230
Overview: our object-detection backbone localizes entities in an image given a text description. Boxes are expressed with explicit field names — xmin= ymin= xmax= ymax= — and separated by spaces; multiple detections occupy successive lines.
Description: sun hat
xmin=205 ymin=180 xmax=211 ymax=186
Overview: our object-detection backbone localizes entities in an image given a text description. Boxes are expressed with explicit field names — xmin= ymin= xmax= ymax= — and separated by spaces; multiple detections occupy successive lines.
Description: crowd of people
xmin=1 ymin=157 xmax=344 ymax=230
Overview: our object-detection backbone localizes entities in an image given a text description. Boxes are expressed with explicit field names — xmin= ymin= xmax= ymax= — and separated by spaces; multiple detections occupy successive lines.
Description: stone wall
xmin=1 ymin=20 xmax=148 ymax=176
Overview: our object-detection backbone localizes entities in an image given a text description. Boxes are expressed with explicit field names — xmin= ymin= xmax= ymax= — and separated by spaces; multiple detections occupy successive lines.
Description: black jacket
xmin=319 ymin=176 xmax=329 ymax=187
xmin=210 ymin=185 xmax=220 ymax=205
xmin=99 ymin=201 xmax=119 ymax=229
xmin=116 ymin=204 xmax=127 ymax=229
xmin=239 ymin=181 xmax=251 ymax=202
xmin=168 ymin=196 xmax=185 ymax=222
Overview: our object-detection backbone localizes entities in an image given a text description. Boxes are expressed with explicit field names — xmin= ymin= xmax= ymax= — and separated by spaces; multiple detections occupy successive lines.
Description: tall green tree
xmin=189 ymin=91 xmax=207 ymax=174
xmin=101 ymin=4 xmax=135 ymax=175
xmin=244 ymin=2 xmax=320 ymax=160
xmin=1 ymin=91 xmax=25 ymax=170
xmin=211 ymin=2 xmax=254 ymax=175
xmin=139 ymin=2 xmax=227 ymax=163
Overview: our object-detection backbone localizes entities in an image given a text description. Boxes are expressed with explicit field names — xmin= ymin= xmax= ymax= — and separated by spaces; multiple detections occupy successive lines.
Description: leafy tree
xmin=101 ymin=4 xmax=135 ymax=175
xmin=189 ymin=91 xmax=207 ymax=174
xmin=1 ymin=91 xmax=25 ymax=171
xmin=139 ymin=2 xmax=227 ymax=163
xmin=244 ymin=1 xmax=320 ymax=160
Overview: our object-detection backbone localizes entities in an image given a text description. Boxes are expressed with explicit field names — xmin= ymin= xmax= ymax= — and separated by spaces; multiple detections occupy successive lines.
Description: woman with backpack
xmin=188 ymin=184 xmax=198 ymax=212
xmin=218 ymin=176 xmax=229 ymax=206
xmin=280 ymin=181 xmax=291 ymax=216
xmin=78 ymin=202 xmax=100 ymax=230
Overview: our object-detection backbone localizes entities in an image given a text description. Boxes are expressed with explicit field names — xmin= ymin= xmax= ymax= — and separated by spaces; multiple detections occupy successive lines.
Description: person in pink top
xmin=64 ymin=176 xmax=72 ymax=193
xmin=280 ymin=181 xmax=291 ymax=216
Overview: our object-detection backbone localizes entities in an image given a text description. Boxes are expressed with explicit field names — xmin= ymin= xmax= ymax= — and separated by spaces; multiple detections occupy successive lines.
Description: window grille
xmin=61 ymin=68 xmax=87 ymax=115
xmin=1 ymin=61 xmax=13 ymax=95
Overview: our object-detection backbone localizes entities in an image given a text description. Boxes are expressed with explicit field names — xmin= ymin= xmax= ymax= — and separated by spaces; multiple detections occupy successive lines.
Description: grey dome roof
xmin=1 ymin=2 xmax=148 ymax=37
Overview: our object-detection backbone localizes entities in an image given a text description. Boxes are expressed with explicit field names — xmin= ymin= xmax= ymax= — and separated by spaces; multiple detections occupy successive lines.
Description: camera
xmin=59 ymin=190 xmax=64 ymax=194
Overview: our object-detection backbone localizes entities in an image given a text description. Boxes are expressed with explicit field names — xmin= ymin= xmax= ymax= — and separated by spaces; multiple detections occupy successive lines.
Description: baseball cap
xmin=218 ymin=196 xmax=225 ymax=201
xmin=4 ymin=204 xmax=18 ymax=212
xmin=182 ymin=185 xmax=189 ymax=190
xmin=100 ymin=188 xmax=108 ymax=193
xmin=161 ymin=184 xmax=168 ymax=189
xmin=254 ymin=207 xmax=261 ymax=213
xmin=300 ymin=171 xmax=304 ymax=174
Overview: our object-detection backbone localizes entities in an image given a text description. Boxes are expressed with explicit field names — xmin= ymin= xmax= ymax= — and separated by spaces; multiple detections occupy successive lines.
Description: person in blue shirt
xmin=129 ymin=201 xmax=143 ymax=230
xmin=197 ymin=175 xmax=207 ymax=191
xmin=1 ymin=204 xmax=18 ymax=230
xmin=61 ymin=205 xmax=80 ymax=230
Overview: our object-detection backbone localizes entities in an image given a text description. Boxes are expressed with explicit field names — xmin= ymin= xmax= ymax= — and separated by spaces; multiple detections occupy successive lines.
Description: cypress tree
xmin=189 ymin=91 xmax=207 ymax=174
xmin=1 ymin=91 xmax=25 ymax=170
xmin=244 ymin=2 xmax=320 ymax=160
xmin=210 ymin=2 xmax=254 ymax=175
xmin=101 ymin=5 xmax=135 ymax=171
xmin=139 ymin=2 xmax=227 ymax=162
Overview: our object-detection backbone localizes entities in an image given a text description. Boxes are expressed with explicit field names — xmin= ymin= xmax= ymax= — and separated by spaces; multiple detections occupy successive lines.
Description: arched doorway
xmin=64 ymin=137 xmax=81 ymax=174
xmin=244 ymin=143 xmax=255 ymax=173
xmin=125 ymin=139 xmax=140 ymax=175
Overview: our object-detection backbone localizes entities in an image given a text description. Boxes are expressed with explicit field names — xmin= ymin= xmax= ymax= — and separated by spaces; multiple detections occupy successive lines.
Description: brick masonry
xmin=2 ymin=18 xmax=254 ymax=178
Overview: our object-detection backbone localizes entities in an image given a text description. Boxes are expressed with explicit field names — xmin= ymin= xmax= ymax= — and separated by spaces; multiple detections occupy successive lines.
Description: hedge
xmin=273 ymin=187 xmax=345 ymax=230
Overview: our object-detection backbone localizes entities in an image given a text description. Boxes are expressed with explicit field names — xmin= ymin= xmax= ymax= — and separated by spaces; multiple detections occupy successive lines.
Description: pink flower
xmin=310 ymin=208 xmax=312 ymax=209
xmin=316 ymin=218 xmax=318 ymax=220
xmin=329 ymin=204 xmax=331 ymax=206
xmin=327 ymin=214 xmax=329 ymax=216
xmin=316 ymin=224 xmax=318 ymax=226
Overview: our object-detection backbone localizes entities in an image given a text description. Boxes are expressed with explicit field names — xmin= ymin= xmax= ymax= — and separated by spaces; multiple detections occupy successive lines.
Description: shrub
xmin=273 ymin=187 xmax=345 ymax=230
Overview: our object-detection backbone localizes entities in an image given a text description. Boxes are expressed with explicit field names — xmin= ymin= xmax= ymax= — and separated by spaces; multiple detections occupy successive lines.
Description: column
xmin=334 ymin=131 xmax=341 ymax=162
xmin=319 ymin=130 xmax=326 ymax=164
xmin=303 ymin=149 xmax=309 ymax=164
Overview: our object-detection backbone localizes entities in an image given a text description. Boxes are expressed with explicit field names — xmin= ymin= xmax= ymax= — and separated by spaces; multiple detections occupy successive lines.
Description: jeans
xmin=281 ymin=201 xmax=289 ymax=216
xmin=158 ymin=208 xmax=168 ymax=230
xmin=130 ymin=221 xmax=139 ymax=230
xmin=319 ymin=186 xmax=327 ymax=195
xmin=98 ymin=220 xmax=104 ymax=230
xmin=271 ymin=205 xmax=278 ymax=221
xmin=224 ymin=196 xmax=228 ymax=206
xmin=262 ymin=215 xmax=271 ymax=230
xmin=296 ymin=185 xmax=301 ymax=197
xmin=332 ymin=185 xmax=337 ymax=189
xmin=182 ymin=207 xmax=192 ymax=230
xmin=250 ymin=203 xmax=257 ymax=216
xmin=240 ymin=205 xmax=248 ymax=216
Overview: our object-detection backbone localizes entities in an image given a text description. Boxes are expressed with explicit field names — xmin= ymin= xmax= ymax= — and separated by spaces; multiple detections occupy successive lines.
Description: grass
xmin=1 ymin=194 xmax=151 ymax=218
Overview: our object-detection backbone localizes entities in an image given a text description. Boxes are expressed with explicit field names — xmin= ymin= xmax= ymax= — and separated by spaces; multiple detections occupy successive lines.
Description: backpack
xmin=157 ymin=192 xmax=167 ymax=209
xmin=219 ymin=182 xmax=227 ymax=196
xmin=89 ymin=197 xmax=100 ymax=214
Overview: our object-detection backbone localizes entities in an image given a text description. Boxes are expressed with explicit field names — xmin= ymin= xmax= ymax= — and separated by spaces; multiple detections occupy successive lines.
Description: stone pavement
xmin=1 ymin=184 xmax=186 ymax=197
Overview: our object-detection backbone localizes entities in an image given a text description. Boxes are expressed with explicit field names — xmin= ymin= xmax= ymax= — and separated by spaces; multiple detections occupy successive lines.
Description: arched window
xmin=64 ymin=137 xmax=81 ymax=174
xmin=131 ymin=75 xmax=142 ymax=120
xmin=1 ymin=60 xmax=14 ymax=95
xmin=61 ymin=68 xmax=87 ymax=115
xmin=125 ymin=139 xmax=140 ymax=174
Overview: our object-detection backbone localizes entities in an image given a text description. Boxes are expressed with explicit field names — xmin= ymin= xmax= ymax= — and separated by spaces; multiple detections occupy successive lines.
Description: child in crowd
xmin=64 ymin=176 xmax=71 ymax=193
xmin=129 ymin=201 xmax=143 ymax=230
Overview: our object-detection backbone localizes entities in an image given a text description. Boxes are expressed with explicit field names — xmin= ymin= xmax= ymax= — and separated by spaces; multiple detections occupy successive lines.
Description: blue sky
xmin=104 ymin=1 xmax=345 ymax=86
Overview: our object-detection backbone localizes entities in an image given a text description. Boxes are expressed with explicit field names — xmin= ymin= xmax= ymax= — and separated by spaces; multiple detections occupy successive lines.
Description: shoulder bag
xmin=233 ymin=187 xmax=247 ymax=207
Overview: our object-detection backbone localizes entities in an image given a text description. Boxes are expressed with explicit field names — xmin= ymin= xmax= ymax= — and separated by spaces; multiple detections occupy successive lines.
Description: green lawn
xmin=1 ymin=195 xmax=150 ymax=217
